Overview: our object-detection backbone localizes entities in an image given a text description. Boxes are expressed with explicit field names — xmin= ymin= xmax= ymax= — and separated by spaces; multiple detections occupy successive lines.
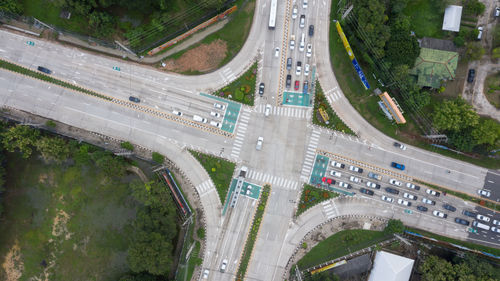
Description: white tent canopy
xmin=368 ymin=251 xmax=414 ymax=281
xmin=442 ymin=5 xmax=463 ymax=32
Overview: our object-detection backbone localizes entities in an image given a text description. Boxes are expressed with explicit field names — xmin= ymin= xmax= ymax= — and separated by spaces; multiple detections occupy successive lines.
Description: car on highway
xmin=172 ymin=110 xmax=183 ymax=116
xmin=406 ymin=183 xmax=420 ymax=190
xmin=296 ymin=61 xmax=302 ymax=75
xmin=202 ymin=269 xmax=209 ymax=279
xmin=290 ymin=35 xmax=295 ymax=50
xmin=330 ymin=170 xmax=342 ymax=178
xmin=390 ymin=162 xmax=405 ymax=170
xmin=274 ymin=47 xmax=280 ymax=57
xmin=303 ymin=0 xmax=308 ymax=8
xmin=443 ymin=204 xmax=456 ymax=212
xmin=366 ymin=181 xmax=381 ymax=189
xmin=304 ymin=64 xmax=310 ymax=76
xmin=265 ymin=104 xmax=271 ymax=117
xmin=381 ymin=195 xmax=394 ymax=203
xmin=462 ymin=210 xmax=476 ymax=218
xmin=416 ymin=205 xmax=428 ymax=212
xmin=286 ymin=75 xmax=292 ymax=88
xmin=426 ymin=189 xmax=440 ymax=197
xmin=339 ymin=182 xmax=352 ymax=189
xmin=492 ymin=227 xmax=500 ymax=233
xmin=349 ymin=176 xmax=360 ymax=183
xmin=259 ymin=82 xmax=265 ymax=96
xmin=308 ymin=25 xmax=314 ymax=36
xmin=476 ymin=214 xmax=491 ymax=222
xmin=433 ymin=210 xmax=447 ymax=218
xmin=454 ymin=218 xmax=470 ymax=226
xmin=256 ymin=137 xmax=264 ymax=151
xmin=403 ymin=193 xmax=417 ymax=200
xmin=287 ymin=58 xmax=292 ymax=70
xmin=37 ymin=66 xmax=52 ymax=74
xmin=214 ymin=103 xmax=225 ymax=110
xmin=306 ymin=44 xmax=312 ymax=57
xmin=467 ymin=69 xmax=475 ymax=83
xmin=322 ymin=177 xmax=335 ymax=185
xmin=292 ymin=5 xmax=298 ymax=19
xmin=210 ymin=111 xmax=221 ymax=118
xmin=331 ymin=161 xmax=345 ymax=169
xmin=393 ymin=142 xmax=407 ymax=150
xmin=385 ymin=187 xmax=399 ymax=195
xmin=422 ymin=197 xmax=436 ymax=205
xmin=299 ymin=15 xmax=305 ymax=28
xmin=220 ymin=259 xmax=228 ymax=272
xmin=389 ymin=179 xmax=402 ymax=186
xmin=493 ymin=219 xmax=500 ymax=226
xmin=360 ymin=188 xmax=374 ymax=196
xmin=477 ymin=189 xmax=491 ymax=197
xmin=129 ymin=96 xmax=140 ymax=103
xmin=349 ymin=165 xmax=363 ymax=173
xmin=210 ymin=121 xmax=222 ymax=128
xmin=294 ymin=80 xmax=300 ymax=90
xmin=496 ymin=7 xmax=500 ymax=17
xmin=397 ymin=199 xmax=411 ymax=206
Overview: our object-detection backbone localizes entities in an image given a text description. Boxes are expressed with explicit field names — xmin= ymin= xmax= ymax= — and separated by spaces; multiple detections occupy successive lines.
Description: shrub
xmin=235 ymin=89 xmax=244 ymax=101
xmin=121 ymin=141 xmax=134 ymax=151
xmin=152 ymin=152 xmax=164 ymax=163
xmin=244 ymin=94 xmax=252 ymax=103
xmin=45 ymin=120 xmax=56 ymax=128
xmin=302 ymin=242 xmax=307 ymax=249
xmin=197 ymin=228 xmax=205 ymax=239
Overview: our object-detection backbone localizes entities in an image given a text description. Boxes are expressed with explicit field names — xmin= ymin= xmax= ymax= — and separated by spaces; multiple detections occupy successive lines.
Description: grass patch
xmin=213 ymin=62 xmax=257 ymax=105
xmin=177 ymin=220 xmax=201 ymax=281
xmin=0 ymin=152 xmax=138 ymax=280
xmin=312 ymin=81 xmax=355 ymax=135
xmin=297 ymin=229 xmax=392 ymax=269
xmin=236 ymin=185 xmax=270 ymax=280
xmin=485 ymin=71 xmax=500 ymax=109
xmin=403 ymin=0 xmax=446 ymax=38
xmin=189 ymin=150 xmax=236 ymax=204
xmin=296 ymin=184 xmax=339 ymax=217
xmin=405 ymin=227 xmax=500 ymax=257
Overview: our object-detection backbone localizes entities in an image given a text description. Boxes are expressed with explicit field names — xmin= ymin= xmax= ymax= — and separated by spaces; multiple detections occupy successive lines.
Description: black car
xmin=308 ymin=25 xmax=314 ymax=36
xmin=129 ymin=96 xmax=140 ymax=103
xmin=443 ymin=204 xmax=456 ymax=212
xmin=286 ymin=75 xmax=292 ymax=88
xmin=258 ymin=83 xmax=265 ymax=96
xmin=360 ymin=188 xmax=374 ymax=196
xmin=385 ymin=187 xmax=399 ymax=195
xmin=467 ymin=69 xmax=475 ymax=83
xmin=454 ymin=218 xmax=470 ymax=226
xmin=417 ymin=205 xmax=428 ymax=212
xmin=462 ymin=210 xmax=476 ymax=218
xmin=37 ymin=66 xmax=52 ymax=74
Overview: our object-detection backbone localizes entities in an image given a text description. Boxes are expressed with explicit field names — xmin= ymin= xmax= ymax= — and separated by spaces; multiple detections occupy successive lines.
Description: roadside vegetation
xmin=296 ymin=184 xmax=339 ymax=217
xmin=485 ymin=71 xmax=500 ymax=109
xmin=312 ymin=82 xmax=355 ymax=135
xmin=236 ymin=184 xmax=270 ymax=281
xmin=419 ymin=254 xmax=500 ymax=281
xmin=213 ymin=62 xmax=257 ymax=106
xmin=189 ymin=150 xmax=236 ymax=204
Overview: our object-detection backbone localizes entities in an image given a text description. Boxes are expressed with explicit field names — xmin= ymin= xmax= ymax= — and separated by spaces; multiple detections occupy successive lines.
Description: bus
xmin=269 ymin=0 xmax=277 ymax=29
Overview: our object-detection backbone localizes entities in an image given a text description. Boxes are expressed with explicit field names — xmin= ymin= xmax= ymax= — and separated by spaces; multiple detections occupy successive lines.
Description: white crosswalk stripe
xmin=231 ymin=111 xmax=251 ymax=159
xmin=245 ymin=169 xmax=301 ymax=190
xmin=196 ymin=180 xmax=214 ymax=197
xmin=256 ymin=104 xmax=310 ymax=119
xmin=322 ymin=200 xmax=337 ymax=219
xmin=300 ymin=129 xmax=322 ymax=181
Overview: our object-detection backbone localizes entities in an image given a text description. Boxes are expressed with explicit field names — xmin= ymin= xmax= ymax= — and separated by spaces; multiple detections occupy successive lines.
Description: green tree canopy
xmin=352 ymin=0 xmax=391 ymax=56
xmin=1 ymin=125 xmax=40 ymax=158
xmin=35 ymin=136 xmax=70 ymax=162
xmin=384 ymin=219 xmax=405 ymax=234
xmin=471 ymin=118 xmax=500 ymax=146
xmin=432 ymin=99 xmax=479 ymax=131
xmin=385 ymin=17 xmax=420 ymax=69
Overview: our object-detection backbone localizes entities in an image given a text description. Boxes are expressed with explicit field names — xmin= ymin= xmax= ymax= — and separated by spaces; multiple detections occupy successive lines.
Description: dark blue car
xmin=391 ymin=162 xmax=405 ymax=170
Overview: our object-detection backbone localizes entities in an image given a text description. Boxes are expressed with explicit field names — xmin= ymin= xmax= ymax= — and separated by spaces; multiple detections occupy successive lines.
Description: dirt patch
xmin=52 ymin=209 xmax=72 ymax=240
xmin=162 ymin=39 xmax=227 ymax=73
xmin=2 ymin=240 xmax=24 ymax=281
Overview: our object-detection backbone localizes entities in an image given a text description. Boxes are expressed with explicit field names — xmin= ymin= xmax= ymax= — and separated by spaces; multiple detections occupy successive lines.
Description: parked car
xmin=476 ymin=214 xmax=491 ymax=222
xmin=366 ymin=181 xmax=381 ymax=189
xmin=467 ymin=69 xmax=475 ymax=83
xmin=403 ymin=193 xmax=417 ymax=200
xmin=129 ymin=96 xmax=140 ymax=103
xmin=389 ymin=179 xmax=402 ymax=186
xmin=406 ymin=183 xmax=420 ymax=190
xmin=381 ymin=195 xmax=394 ymax=203
xmin=202 ymin=269 xmax=209 ymax=279
xmin=331 ymin=161 xmax=345 ymax=169
xmin=330 ymin=170 xmax=342 ymax=178
xmin=477 ymin=189 xmax=491 ymax=197
xmin=349 ymin=176 xmax=360 ymax=183
xmin=391 ymin=162 xmax=405 ymax=170
xmin=462 ymin=210 xmax=476 ymax=218
xmin=443 ymin=204 xmax=456 ymax=212
xmin=397 ymin=199 xmax=411 ymax=206
xmin=385 ymin=187 xmax=399 ymax=195
xmin=172 ymin=110 xmax=183 ymax=116
xmin=454 ymin=218 xmax=470 ymax=226
xmin=286 ymin=75 xmax=292 ymax=88
xmin=349 ymin=165 xmax=363 ymax=173
xmin=214 ymin=103 xmax=226 ymax=110
xmin=422 ymin=197 xmax=436 ymax=205
xmin=417 ymin=205 xmax=428 ymax=212
xmin=426 ymin=189 xmax=440 ymax=197
xmin=322 ymin=177 xmax=335 ymax=185
xmin=477 ymin=26 xmax=483 ymax=40
xmin=367 ymin=172 xmax=382 ymax=181
xmin=360 ymin=188 xmax=374 ymax=196
xmin=37 ymin=66 xmax=52 ymax=74
xmin=339 ymin=182 xmax=352 ymax=189
xmin=259 ymin=82 xmax=265 ymax=96
xmin=210 ymin=111 xmax=221 ymax=118
xmin=393 ymin=142 xmax=407 ymax=150
xmin=493 ymin=220 xmax=500 ymax=226
xmin=433 ymin=210 xmax=447 ymax=218
xmin=210 ymin=121 xmax=222 ymax=128
xmin=294 ymin=80 xmax=300 ymax=90
xmin=492 ymin=227 xmax=500 ymax=233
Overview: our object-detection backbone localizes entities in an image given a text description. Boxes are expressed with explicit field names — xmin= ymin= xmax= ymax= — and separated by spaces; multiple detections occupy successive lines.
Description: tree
xmin=308 ymin=271 xmax=340 ymax=281
xmin=1 ymin=125 xmax=40 ymax=158
xmin=389 ymin=0 xmax=410 ymax=14
xmin=35 ymin=136 xmax=70 ymax=162
xmin=471 ymin=118 xmax=500 ymax=146
xmin=405 ymin=88 xmax=431 ymax=110
xmin=0 ymin=0 xmax=23 ymax=14
xmin=419 ymin=255 xmax=456 ymax=281
xmin=384 ymin=219 xmax=405 ymax=234
xmin=92 ymin=151 xmax=126 ymax=177
xmin=432 ymin=99 xmax=479 ymax=131
xmin=464 ymin=42 xmax=485 ymax=61
xmin=447 ymin=129 xmax=477 ymax=152
xmin=89 ymin=11 xmax=115 ymax=38
xmin=127 ymin=231 xmax=173 ymax=275
xmin=464 ymin=0 xmax=485 ymax=15
xmin=352 ymin=0 xmax=391 ymax=56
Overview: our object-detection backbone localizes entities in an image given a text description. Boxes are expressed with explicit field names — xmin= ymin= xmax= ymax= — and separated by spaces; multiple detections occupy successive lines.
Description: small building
xmin=378 ymin=92 xmax=406 ymax=124
xmin=442 ymin=5 xmax=462 ymax=32
xmin=409 ymin=47 xmax=459 ymax=88
xmin=368 ymin=251 xmax=414 ymax=281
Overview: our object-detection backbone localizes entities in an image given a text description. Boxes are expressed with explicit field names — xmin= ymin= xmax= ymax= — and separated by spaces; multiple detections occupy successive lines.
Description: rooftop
xmin=442 ymin=5 xmax=463 ymax=32
xmin=368 ymin=251 xmax=414 ymax=281
xmin=409 ymin=47 xmax=459 ymax=88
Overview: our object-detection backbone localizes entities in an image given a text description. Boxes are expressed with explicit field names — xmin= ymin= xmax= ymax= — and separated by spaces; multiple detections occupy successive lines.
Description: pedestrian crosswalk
xmin=325 ymin=86 xmax=342 ymax=104
xmin=246 ymin=169 xmax=300 ymax=190
xmin=196 ymin=179 xmax=215 ymax=197
xmin=220 ymin=67 xmax=236 ymax=84
xmin=256 ymin=104 xmax=310 ymax=119
xmin=300 ymin=129 xmax=321 ymax=182
xmin=322 ymin=200 xmax=337 ymax=220
xmin=230 ymin=111 xmax=251 ymax=159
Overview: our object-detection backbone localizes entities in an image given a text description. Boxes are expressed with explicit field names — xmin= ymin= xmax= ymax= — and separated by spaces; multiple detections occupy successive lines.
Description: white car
xmin=349 ymin=176 xmax=360 ymax=183
xmin=265 ymin=104 xmax=272 ymax=117
xmin=256 ymin=137 xmax=264 ymax=151
xmin=296 ymin=63 xmax=302 ymax=76
xmin=274 ymin=47 xmax=280 ymax=57
xmin=299 ymin=15 xmax=305 ymax=28
xmin=389 ymin=179 xmax=402 ymax=186
xmin=403 ymin=193 xmax=417 ymax=200
xmin=422 ymin=197 xmax=435 ymax=205
xmin=381 ymin=195 xmax=394 ymax=203
xmin=426 ymin=189 xmax=440 ymax=197
xmin=492 ymin=227 xmax=500 ymax=233
xmin=366 ymin=181 xmax=380 ymax=189
xmin=303 ymin=0 xmax=308 ymax=9
xmin=493 ymin=219 xmax=500 ymax=226
xmin=304 ymin=64 xmax=310 ymax=76
xmin=477 ymin=189 xmax=491 ymax=197
xmin=349 ymin=165 xmax=363 ymax=173
xmin=397 ymin=199 xmax=411 ymax=206
xmin=210 ymin=121 xmax=222 ymax=128
xmin=406 ymin=183 xmax=416 ymax=189
xmin=476 ymin=214 xmax=491 ymax=222
xmin=290 ymin=38 xmax=295 ymax=50
xmin=306 ymin=43 xmax=312 ymax=57
xmin=220 ymin=259 xmax=228 ymax=272
xmin=339 ymin=182 xmax=352 ymax=189
xmin=292 ymin=5 xmax=298 ymax=19
xmin=330 ymin=170 xmax=342 ymax=178
xmin=172 ymin=110 xmax=183 ymax=116
xmin=214 ymin=103 xmax=225 ymax=110
xmin=330 ymin=161 xmax=345 ymax=169
xmin=202 ymin=269 xmax=209 ymax=279
xmin=210 ymin=111 xmax=220 ymax=118
xmin=433 ymin=210 xmax=447 ymax=218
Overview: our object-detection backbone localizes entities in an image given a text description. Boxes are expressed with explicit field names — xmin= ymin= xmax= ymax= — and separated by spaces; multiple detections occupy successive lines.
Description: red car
xmin=322 ymin=177 xmax=336 ymax=185
xmin=294 ymin=80 xmax=300 ymax=90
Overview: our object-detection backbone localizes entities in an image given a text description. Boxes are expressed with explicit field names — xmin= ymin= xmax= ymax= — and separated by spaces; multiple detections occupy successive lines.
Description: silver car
xmin=256 ymin=137 xmax=264 ymax=150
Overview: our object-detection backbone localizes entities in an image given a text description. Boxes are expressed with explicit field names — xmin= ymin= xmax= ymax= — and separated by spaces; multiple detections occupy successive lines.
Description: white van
xmin=472 ymin=220 xmax=490 ymax=231
xmin=193 ymin=115 xmax=207 ymax=123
